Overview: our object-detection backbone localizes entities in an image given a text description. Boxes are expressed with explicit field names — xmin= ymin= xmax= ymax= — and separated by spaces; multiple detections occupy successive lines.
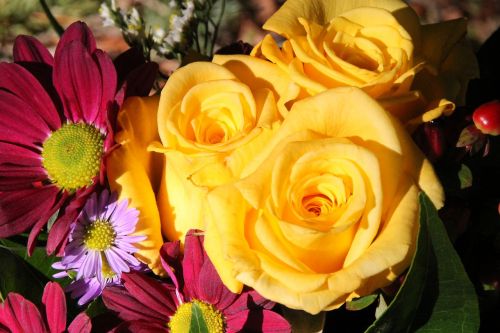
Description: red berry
xmin=473 ymin=100 xmax=500 ymax=136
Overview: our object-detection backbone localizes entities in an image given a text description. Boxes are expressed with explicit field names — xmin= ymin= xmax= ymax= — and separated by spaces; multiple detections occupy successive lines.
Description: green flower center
xmin=42 ymin=123 xmax=104 ymax=191
xmin=83 ymin=220 xmax=116 ymax=251
xmin=169 ymin=300 xmax=225 ymax=333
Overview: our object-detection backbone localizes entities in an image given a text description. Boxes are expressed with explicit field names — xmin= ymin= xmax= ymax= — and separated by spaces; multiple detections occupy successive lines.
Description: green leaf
xmin=411 ymin=194 xmax=479 ymax=332
xmin=0 ymin=247 xmax=47 ymax=303
xmin=365 ymin=193 xmax=479 ymax=333
xmin=190 ymin=302 xmax=209 ymax=333
xmin=346 ymin=294 xmax=379 ymax=311
xmin=86 ymin=297 xmax=107 ymax=318
xmin=458 ymin=164 xmax=473 ymax=189
xmin=0 ymin=238 xmax=63 ymax=283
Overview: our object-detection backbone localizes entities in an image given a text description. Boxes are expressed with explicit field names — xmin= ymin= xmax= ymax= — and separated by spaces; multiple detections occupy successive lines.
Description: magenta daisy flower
xmin=0 ymin=282 xmax=91 ymax=333
xmin=102 ymin=230 xmax=291 ymax=332
xmin=0 ymin=22 xmax=157 ymax=255
xmin=53 ymin=190 xmax=145 ymax=305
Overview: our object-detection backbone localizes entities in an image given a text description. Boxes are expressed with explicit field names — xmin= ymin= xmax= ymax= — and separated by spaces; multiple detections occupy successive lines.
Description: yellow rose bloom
xmin=204 ymin=87 xmax=444 ymax=314
xmin=250 ymin=0 xmax=478 ymax=128
xmin=152 ymin=59 xmax=298 ymax=243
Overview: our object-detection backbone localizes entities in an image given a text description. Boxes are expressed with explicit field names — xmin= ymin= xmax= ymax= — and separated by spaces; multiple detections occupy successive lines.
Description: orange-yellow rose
xmin=106 ymin=96 xmax=165 ymax=274
xmin=204 ymin=87 xmax=443 ymax=314
xmin=250 ymin=0 xmax=478 ymax=127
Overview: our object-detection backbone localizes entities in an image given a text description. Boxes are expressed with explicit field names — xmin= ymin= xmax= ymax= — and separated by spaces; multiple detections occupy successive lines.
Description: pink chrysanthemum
xmin=53 ymin=190 xmax=145 ymax=305
xmin=0 ymin=22 xmax=157 ymax=255
xmin=103 ymin=230 xmax=291 ymax=332
xmin=0 ymin=282 xmax=91 ymax=333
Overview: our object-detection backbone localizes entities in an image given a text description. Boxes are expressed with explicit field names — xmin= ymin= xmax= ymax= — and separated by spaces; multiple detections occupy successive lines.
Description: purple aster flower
xmin=53 ymin=189 xmax=145 ymax=305
xmin=0 ymin=21 xmax=158 ymax=256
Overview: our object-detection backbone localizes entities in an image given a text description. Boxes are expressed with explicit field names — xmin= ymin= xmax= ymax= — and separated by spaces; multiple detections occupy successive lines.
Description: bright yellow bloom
xmin=204 ymin=87 xmax=443 ymax=314
xmin=249 ymin=0 xmax=478 ymax=128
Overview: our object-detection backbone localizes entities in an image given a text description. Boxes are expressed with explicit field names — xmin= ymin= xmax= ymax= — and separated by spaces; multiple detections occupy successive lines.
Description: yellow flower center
xmin=168 ymin=300 xmax=225 ymax=333
xmin=83 ymin=220 xmax=116 ymax=251
xmin=42 ymin=123 xmax=104 ymax=192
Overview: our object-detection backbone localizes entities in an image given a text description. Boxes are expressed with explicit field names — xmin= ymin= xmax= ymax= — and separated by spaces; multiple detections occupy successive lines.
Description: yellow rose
xmin=251 ymin=0 xmax=478 ymax=127
xmin=106 ymin=96 xmax=165 ymax=274
xmin=204 ymin=87 xmax=443 ymax=314
xmin=151 ymin=59 xmax=298 ymax=243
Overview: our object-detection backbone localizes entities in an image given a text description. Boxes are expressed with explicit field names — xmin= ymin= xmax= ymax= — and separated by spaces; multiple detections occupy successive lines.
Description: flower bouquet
xmin=0 ymin=0 xmax=498 ymax=332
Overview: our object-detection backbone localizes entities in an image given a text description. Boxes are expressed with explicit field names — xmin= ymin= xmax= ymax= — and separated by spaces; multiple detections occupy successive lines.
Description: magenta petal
xmin=121 ymin=272 xmax=178 ymax=316
xmin=0 ymin=63 xmax=60 ymax=131
xmin=197 ymin=258 xmax=238 ymax=311
xmin=0 ymin=90 xmax=51 ymax=147
xmin=159 ymin=241 xmax=183 ymax=292
xmin=53 ymin=41 xmax=102 ymax=125
xmin=226 ymin=310 xmax=291 ymax=333
xmin=182 ymin=230 xmax=207 ymax=299
xmin=0 ymin=293 xmax=47 ymax=333
xmin=0 ymin=186 xmax=59 ymax=238
xmin=42 ymin=282 xmax=67 ymax=333
xmin=113 ymin=321 xmax=169 ymax=333
xmin=46 ymin=186 xmax=92 ymax=255
xmin=67 ymin=313 xmax=92 ymax=333
xmin=0 ymin=142 xmax=47 ymax=191
xmin=93 ymin=49 xmax=117 ymax=129
xmin=113 ymin=47 xmax=147 ymax=83
xmin=103 ymin=285 xmax=170 ymax=322
xmin=225 ymin=290 xmax=275 ymax=316
xmin=13 ymin=35 xmax=54 ymax=65
xmin=55 ymin=21 xmax=96 ymax=60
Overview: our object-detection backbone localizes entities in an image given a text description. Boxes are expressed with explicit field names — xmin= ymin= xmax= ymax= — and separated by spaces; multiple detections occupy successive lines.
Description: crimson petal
xmin=103 ymin=284 xmax=172 ymax=322
xmin=0 ymin=90 xmax=51 ymax=146
xmin=93 ymin=49 xmax=117 ymax=129
xmin=113 ymin=47 xmax=147 ymax=84
xmin=0 ymin=63 xmax=60 ymax=131
xmin=67 ymin=313 xmax=92 ymax=333
xmin=0 ymin=142 xmax=47 ymax=191
xmin=113 ymin=321 xmax=169 ymax=333
xmin=46 ymin=186 xmax=91 ymax=255
xmin=226 ymin=310 xmax=291 ymax=333
xmin=53 ymin=41 xmax=102 ymax=125
xmin=54 ymin=21 xmax=96 ymax=60
xmin=0 ymin=186 xmax=59 ymax=238
xmin=13 ymin=35 xmax=54 ymax=65
xmin=121 ymin=272 xmax=178 ymax=316
xmin=182 ymin=230 xmax=207 ymax=299
xmin=197 ymin=254 xmax=238 ymax=311
xmin=225 ymin=290 xmax=275 ymax=316
xmin=0 ymin=293 xmax=47 ymax=333
xmin=42 ymin=282 xmax=67 ymax=333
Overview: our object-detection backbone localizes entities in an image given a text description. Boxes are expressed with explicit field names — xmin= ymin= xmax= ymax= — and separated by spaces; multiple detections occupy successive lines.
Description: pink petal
xmin=27 ymin=190 xmax=67 ymax=255
xmin=0 ymin=63 xmax=60 ymax=131
xmin=121 ymin=272 xmax=177 ymax=316
xmin=0 ymin=186 xmax=59 ymax=238
xmin=53 ymin=41 xmax=102 ymax=125
xmin=13 ymin=35 xmax=54 ymax=65
xmin=0 ymin=293 xmax=47 ymax=333
xmin=182 ymin=230 xmax=207 ymax=299
xmin=0 ymin=90 xmax=51 ymax=147
xmin=102 ymin=286 xmax=169 ymax=322
xmin=46 ymin=186 xmax=93 ymax=255
xmin=197 ymin=255 xmax=238 ymax=311
xmin=42 ymin=282 xmax=66 ymax=333
xmin=68 ymin=313 xmax=92 ymax=333
xmin=93 ymin=50 xmax=117 ymax=129
xmin=226 ymin=310 xmax=291 ymax=333
xmin=54 ymin=21 xmax=96 ymax=60
xmin=114 ymin=321 xmax=169 ymax=332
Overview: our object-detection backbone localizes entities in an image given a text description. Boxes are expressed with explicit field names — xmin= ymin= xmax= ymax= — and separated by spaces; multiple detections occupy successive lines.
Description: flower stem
xmin=209 ymin=0 xmax=225 ymax=56
xmin=38 ymin=0 xmax=64 ymax=36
